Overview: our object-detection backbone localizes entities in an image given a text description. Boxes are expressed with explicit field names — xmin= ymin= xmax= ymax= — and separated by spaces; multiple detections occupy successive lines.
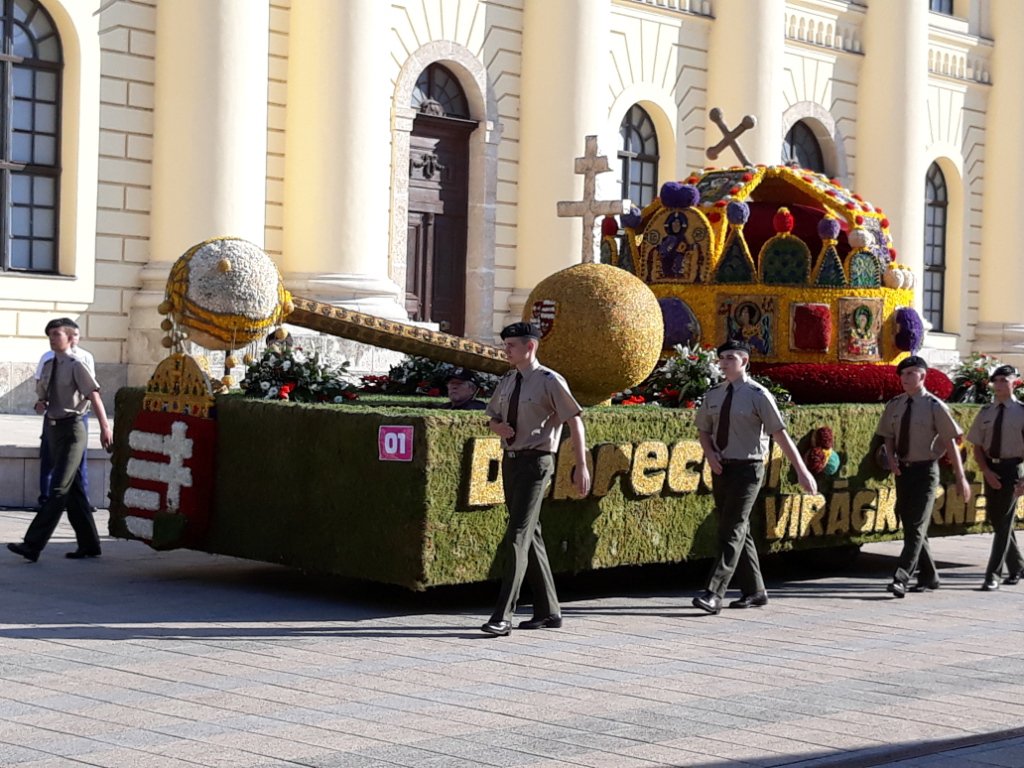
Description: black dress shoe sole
xmin=65 ymin=551 xmax=101 ymax=559
xmin=518 ymin=616 xmax=563 ymax=629
xmin=729 ymin=595 xmax=769 ymax=609
xmin=909 ymin=583 xmax=940 ymax=593
xmin=7 ymin=543 xmax=39 ymax=563
xmin=480 ymin=623 xmax=511 ymax=636
xmin=691 ymin=598 xmax=721 ymax=615
xmin=886 ymin=582 xmax=906 ymax=598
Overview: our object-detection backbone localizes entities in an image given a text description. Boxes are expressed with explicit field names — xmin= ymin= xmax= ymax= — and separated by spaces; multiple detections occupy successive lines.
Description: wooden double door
xmin=406 ymin=114 xmax=476 ymax=335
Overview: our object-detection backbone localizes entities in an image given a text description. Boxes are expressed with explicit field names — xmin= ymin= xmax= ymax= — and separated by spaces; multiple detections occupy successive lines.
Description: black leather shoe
xmin=910 ymin=580 xmax=940 ymax=592
xmin=729 ymin=592 xmax=768 ymax=609
xmin=1004 ymin=570 xmax=1022 ymax=586
xmin=886 ymin=580 xmax=906 ymax=598
xmin=480 ymin=620 xmax=512 ymax=636
xmin=692 ymin=591 xmax=722 ymax=615
xmin=982 ymin=575 xmax=1000 ymax=591
xmin=517 ymin=614 xmax=562 ymax=630
xmin=7 ymin=542 xmax=39 ymax=563
xmin=65 ymin=549 xmax=101 ymax=559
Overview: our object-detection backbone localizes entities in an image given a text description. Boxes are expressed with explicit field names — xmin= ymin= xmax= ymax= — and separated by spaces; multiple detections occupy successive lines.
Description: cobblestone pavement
xmin=2 ymin=508 xmax=1023 ymax=767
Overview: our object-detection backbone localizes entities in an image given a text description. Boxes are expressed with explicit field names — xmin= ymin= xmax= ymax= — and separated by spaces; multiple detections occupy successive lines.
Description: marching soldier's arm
xmin=770 ymin=428 xmax=817 ymax=495
xmin=87 ymin=390 xmax=114 ymax=450
xmin=566 ymin=414 xmax=591 ymax=497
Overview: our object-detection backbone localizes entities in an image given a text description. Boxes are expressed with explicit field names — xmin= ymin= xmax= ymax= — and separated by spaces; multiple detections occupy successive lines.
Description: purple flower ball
xmin=621 ymin=206 xmax=642 ymax=229
xmin=894 ymin=307 xmax=924 ymax=353
xmin=660 ymin=182 xmax=700 ymax=209
xmin=726 ymin=201 xmax=749 ymax=225
xmin=817 ymin=216 xmax=841 ymax=240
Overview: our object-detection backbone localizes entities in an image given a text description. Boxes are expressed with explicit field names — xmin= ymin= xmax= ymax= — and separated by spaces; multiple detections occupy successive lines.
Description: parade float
xmin=108 ymin=138 xmax=1014 ymax=590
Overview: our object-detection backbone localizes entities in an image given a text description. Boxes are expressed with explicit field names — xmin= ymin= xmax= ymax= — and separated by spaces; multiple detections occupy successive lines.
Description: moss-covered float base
xmin=109 ymin=389 xmax=1019 ymax=590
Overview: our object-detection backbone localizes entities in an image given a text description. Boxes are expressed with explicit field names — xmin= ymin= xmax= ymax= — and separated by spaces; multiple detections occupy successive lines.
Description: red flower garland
xmin=750 ymin=363 xmax=954 ymax=404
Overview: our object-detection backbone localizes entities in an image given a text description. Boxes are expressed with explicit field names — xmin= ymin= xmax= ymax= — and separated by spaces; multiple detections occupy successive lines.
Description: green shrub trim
xmin=110 ymin=389 xmax=1013 ymax=590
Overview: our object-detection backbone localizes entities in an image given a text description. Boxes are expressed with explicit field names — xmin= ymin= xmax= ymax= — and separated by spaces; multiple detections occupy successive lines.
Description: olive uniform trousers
xmin=706 ymin=461 xmax=766 ymax=598
xmin=893 ymin=461 xmax=939 ymax=587
xmin=983 ymin=459 xmax=1024 ymax=578
xmin=23 ymin=416 xmax=100 ymax=557
xmin=489 ymin=452 xmax=559 ymax=623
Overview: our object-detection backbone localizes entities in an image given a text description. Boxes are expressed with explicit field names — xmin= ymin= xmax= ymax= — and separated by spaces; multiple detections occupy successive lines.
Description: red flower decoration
xmin=750 ymin=363 xmax=954 ymax=404
xmin=278 ymin=382 xmax=295 ymax=400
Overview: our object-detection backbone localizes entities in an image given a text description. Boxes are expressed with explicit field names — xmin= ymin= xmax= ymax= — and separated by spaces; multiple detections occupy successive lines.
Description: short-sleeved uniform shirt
xmin=35 ymin=346 xmax=95 ymax=378
xmin=36 ymin=352 xmax=101 ymax=420
xmin=485 ymin=363 xmax=582 ymax=452
xmin=967 ymin=398 xmax=1024 ymax=460
xmin=695 ymin=375 xmax=786 ymax=460
xmin=876 ymin=390 xmax=962 ymax=462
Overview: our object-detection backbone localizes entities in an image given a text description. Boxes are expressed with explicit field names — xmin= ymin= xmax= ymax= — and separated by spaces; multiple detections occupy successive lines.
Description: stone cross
xmin=706 ymin=107 xmax=757 ymax=166
xmin=557 ymin=135 xmax=631 ymax=264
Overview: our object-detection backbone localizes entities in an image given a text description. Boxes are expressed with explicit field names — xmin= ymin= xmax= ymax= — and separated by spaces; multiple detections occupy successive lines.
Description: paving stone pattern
xmin=2 ymin=508 xmax=1024 ymax=767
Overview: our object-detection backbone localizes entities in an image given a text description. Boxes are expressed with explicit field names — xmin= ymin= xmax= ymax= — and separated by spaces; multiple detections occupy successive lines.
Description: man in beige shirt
xmin=967 ymin=364 xmax=1024 ymax=590
xmin=7 ymin=318 xmax=113 ymax=563
xmin=480 ymin=322 xmax=591 ymax=636
xmin=877 ymin=355 xmax=969 ymax=598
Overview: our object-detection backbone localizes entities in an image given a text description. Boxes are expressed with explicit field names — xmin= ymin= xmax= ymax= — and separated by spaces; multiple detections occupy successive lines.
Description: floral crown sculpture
xmin=603 ymin=166 xmax=925 ymax=367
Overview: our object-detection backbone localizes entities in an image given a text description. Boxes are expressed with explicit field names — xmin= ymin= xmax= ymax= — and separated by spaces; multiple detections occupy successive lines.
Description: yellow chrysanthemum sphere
xmin=524 ymin=263 xmax=663 ymax=405
xmin=163 ymin=237 xmax=292 ymax=351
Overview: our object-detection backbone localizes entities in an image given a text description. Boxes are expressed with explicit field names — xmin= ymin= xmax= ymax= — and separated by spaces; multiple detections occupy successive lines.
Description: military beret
xmin=896 ymin=355 xmax=928 ymax=373
xmin=990 ymin=364 xmax=1019 ymax=381
xmin=44 ymin=317 xmax=79 ymax=334
xmin=500 ymin=322 xmax=541 ymax=340
xmin=446 ymin=367 xmax=481 ymax=385
xmin=716 ymin=339 xmax=751 ymax=356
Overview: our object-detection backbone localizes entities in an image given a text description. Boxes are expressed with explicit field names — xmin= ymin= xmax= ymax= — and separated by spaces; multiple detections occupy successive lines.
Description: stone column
xmin=706 ymin=0 xmax=786 ymax=166
xmin=128 ymin=0 xmax=269 ymax=384
xmin=509 ymin=0 xmax=611 ymax=318
xmin=856 ymin=0 xmax=929 ymax=312
xmin=281 ymin=0 xmax=405 ymax=319
xmin=975 ymin=0 xmax=1024 ymax=362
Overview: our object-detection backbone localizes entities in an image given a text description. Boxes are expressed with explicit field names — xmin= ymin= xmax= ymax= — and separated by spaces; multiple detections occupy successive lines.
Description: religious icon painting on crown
xmin=718 ymin=295 xmax=774 ymax=356
xmin=838 ymin=297 xmax=883 ymax=361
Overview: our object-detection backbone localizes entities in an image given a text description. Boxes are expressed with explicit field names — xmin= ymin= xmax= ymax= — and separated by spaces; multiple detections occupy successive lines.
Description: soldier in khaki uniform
xmin=7 ymin=318 xmax=114 ymax=563
xmin=481 ymin=322 xmax=591 ymax=636
xmin=692 ymin=340 xmax=817 ymax=615
xmin=967 ymin=364 xmax=1024 ymax=590
xmin=877 ymin=355 xmax=969 ymax=598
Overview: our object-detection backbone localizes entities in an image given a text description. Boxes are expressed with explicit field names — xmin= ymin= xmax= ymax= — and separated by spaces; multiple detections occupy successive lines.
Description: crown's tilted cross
xmin=706 ymin=108 xmax=757 ymax=166
xmin=557 ymin=135 xmax=631 ymax=264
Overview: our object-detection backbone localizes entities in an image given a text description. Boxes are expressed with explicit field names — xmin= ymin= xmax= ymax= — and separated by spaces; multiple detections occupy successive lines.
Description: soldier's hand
xmin=956 ymin=476 xmax=971 ymax=501
xmin=572 ymin=464 xmax=591 ymax=498
xmin=983 ymin=468 xmax=1002 ymax=490
xmin=707 ymin=454 xmax=723 ymax=475
xmin=34 ymin=400 xmax=46 ymax=415
xmin=100 ymin=425 xmax=114 ymax=452
xmin=797 ymin=469 xmax=817 ymax=495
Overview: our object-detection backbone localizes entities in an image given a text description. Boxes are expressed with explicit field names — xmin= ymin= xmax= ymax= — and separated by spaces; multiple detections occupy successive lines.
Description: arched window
xmin=923 ymin=163 xmax=947 ymax=330
xmin=411 ymin=63 xmax=469 ymax=119
xmin=0 ymin=0 xmax=62 ymax=273
xmin=618 ymin=105 xmax=658 ymax=208
xmin=781 ymin=122 xmax=825 ymax=173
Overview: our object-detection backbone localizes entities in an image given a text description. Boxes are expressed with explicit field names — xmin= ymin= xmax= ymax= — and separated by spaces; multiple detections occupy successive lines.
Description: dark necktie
xmin=897 ymin=396 xmax=913 ymax=458
xmin=716 ymin=383 xmax=734 ymax=451
xmin=45 ymin=356 xmax=58 ymax=411
xmin=506 ymin=372 xmax=523 ymax=433
xmin=990 ymin=403 xmax=1005 ymax=459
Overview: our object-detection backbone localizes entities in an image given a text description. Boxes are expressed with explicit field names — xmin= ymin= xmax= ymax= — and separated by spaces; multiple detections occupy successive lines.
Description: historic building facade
xmin=0 ymin=0 xmax=1019 ymax=412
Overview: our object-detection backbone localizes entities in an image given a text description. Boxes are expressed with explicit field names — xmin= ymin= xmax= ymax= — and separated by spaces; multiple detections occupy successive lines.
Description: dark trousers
xmin=22 ymin=417 xmax=100 ymax=557
xmin=706 ymin=461 xmax=766 ymax=598
xmin=39 ymin=412 xmax=90 ymax=505
xmin=490 ymin=454 xmax=559 ymax=623
xmin=984 ymin=461 xmax=1024 ymax=578
xmin=893 ymin=462 xmax=939 ymax=586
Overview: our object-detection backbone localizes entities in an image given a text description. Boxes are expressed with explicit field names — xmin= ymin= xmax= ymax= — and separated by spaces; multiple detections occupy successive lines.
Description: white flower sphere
xmin=164 ymin=237 xmax=291 ymax=351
